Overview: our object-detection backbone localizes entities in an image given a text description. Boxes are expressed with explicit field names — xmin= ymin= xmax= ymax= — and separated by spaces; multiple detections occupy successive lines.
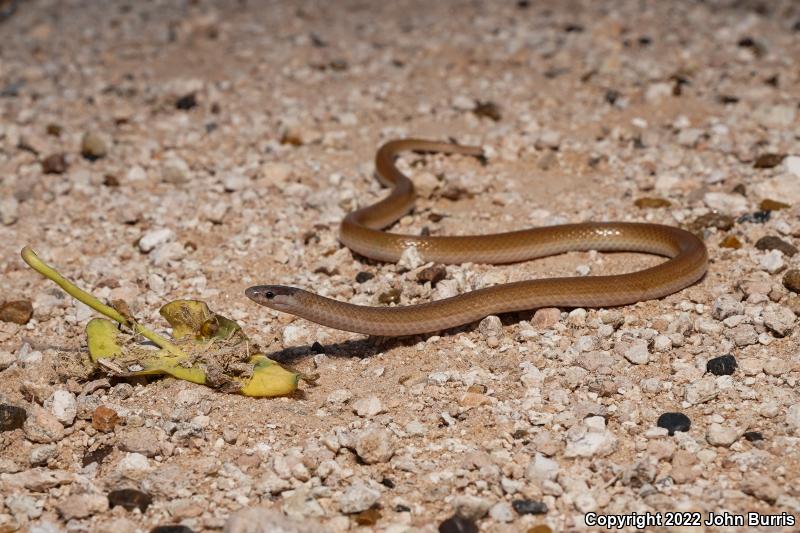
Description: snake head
xmin=245 ymin=285 xmax=299 ymax=312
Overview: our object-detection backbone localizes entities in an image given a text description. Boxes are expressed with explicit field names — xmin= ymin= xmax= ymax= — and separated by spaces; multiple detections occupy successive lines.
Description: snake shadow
xmin=265 ymin=310 xmax=535 ymax=365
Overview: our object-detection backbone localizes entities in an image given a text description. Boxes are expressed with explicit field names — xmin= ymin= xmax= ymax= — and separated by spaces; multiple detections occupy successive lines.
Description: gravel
xmin=1 ymin=1 xmax=800 ymax=531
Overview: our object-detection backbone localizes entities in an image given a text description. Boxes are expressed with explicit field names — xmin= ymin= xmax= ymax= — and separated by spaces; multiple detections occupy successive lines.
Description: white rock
xmin=397 ymin=246 xmax=424 ymax=270
xmin=327 ymin=389 xmax=352 ymax=405
xmin=785 ymin=155 xmax=800 ymax=177
xmin=138 ymin=228 xmax=174 ymax=253
xmin=703 ymin=192 xmax=747 ymax=214
xmin=645 ymin=82 xmax=673 ymax=102
xmin=754 ymin=174 xmax=800 ymax=204
xmin=564 ymin=416 xmax=617 ymax=457
xmin=161 ymin=156 xmax=190 ymax=184
xmin=615 ymin=337 xmax=650 ymax=365
xmin=706 ymin=423 xmax=740 ymax=447
xmin=282 ymin=324 xmax=311 ymax=346
xmin=223 ymin=173 xmax=249 ymax=192
xmin=711 ymin=294 xmax=744 ymax=320
xmin=337 ymin=482 xmax=380 ymax=513
xmin=526 ymin=453 xmax=559 ymax=482
xmin=489 ymin=501 xmax=514 ymax=523
xmin=652 ymin=335 xmax=672 ymax=352
xmin=126 ymin=165 xmax=147 ymax=182
xmin=452 ymin=95 xmax=475 ymax=111
xmin=762 ymin=305 xmax=795 ymax=337
xmin=655 ymin=174 xmax=681 ymax=191
xmin=478 ymin=315 xmax=503 ymax=338
xmin=0 ymin=197 xmax=20 ymax=225
xmin=754 ymin=104 xmax=796 ymax=128
xmin=261 ymin=162 xmax=294 ymax=185
xmin=760 ymin=250 xmax=785 ymax=274
xmin=0 ymin=350 xmax=15 ymax=370
xmin=353 ymin=396 xmax=383 ymax=418
xmin=116 ymin=452 xmax=151 ymax=478
xmin=786 ymin=404 xmax=800 ymax=434
xmin=684 ymin=376 xmax=716 ymax=405
xmin=49 ymin=390 xmax=76 ymax=426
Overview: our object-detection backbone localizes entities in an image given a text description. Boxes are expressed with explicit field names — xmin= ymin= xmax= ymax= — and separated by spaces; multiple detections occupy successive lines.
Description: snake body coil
xmin=246 ymin=140 xmax=708 ymax=336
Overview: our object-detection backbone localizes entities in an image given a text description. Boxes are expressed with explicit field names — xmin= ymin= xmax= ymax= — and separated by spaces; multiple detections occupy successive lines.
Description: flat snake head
xmin=245 ymin=285 xmax=299 ymax=312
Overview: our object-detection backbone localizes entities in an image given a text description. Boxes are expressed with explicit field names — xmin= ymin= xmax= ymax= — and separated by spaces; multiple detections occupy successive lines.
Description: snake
xmin=246 ymin=139 xmax=708 ymax=336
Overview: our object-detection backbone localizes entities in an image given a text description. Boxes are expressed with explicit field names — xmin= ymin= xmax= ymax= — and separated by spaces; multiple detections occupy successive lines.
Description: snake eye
xmin=265 ymin=291 xmax=275 ymax=299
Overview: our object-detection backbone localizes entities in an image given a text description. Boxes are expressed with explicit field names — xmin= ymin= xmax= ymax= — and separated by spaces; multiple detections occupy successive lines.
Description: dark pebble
xmin=759 ymin=199 xmax=791 ymax=211
xmin=783 ymin=269 xmax=800 ymax=293
xmin=754 ymin=235 xmax=797 ymax=257
xmin=717 ymin=94 xmax=739 ymax=104
xmin=707 ymin=354 xmax=737 ymax=375
xmin=354 ymin=508 xmax=381 ymax=526
xmin=743 ymin=431 xmax=763 ymax=442
xmin=473 ymin=101 xmax=502 ymax=122
xmin=417 ymin=265 xmax=447 ymax=286
xmin=175 ymin=93 xmax=197 ymax=110
xmin=378 ymin=288 xmax=401 ymax=305
xmin=82 ymin=444 xmax=114 ymax=467
xmin=395 ymin=504 xmax=411 ymax=512
xmin=42 ymin=153 xmax=67 ymax=174
xmin=737 ymin=211 xmax=770 ymax=224
xmin=605 ymin=89 xmax=620 ymax=105
xmin=0 ymin=404 xmax=27 ymax=431
xmin=439 ymin=514 xmax=478 ymax=533
xmin=355 ymin=271 xmax=374 ymax=283
xmin=46 ymin=123 xmax=62 ymax=136
xmin=634 ymin=197 xmax=671 ymax=208
xmin=753 ymin=153 xmax=786 ymax=169
xmin=108 ymin=488 xmax=153 ymax=512
xmin=0 ymin=299 xmax=33 ymax=324
xmin=150 ymin=527 xmax=194 ymax=533
xmin=512 ymin=499 xmax=548 ymax=515
xmin=380 ymin=477 xmax=395 ymax=488
xmin=657 ymin=412 xmax=691 ymax=436
xmin=688 ymin=213 xmax=734 ymax=233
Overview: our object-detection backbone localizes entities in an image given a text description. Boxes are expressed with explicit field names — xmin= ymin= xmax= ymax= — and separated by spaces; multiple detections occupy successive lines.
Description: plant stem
xmin=21 ymin=246 xmax=185 ymax=357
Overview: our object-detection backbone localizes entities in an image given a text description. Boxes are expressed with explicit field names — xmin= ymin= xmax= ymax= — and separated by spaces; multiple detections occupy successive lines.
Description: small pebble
xmin=23 ymin=406 xmax=64 ymax=443
xmin=354 ymin=427 xmax=394 ymax=464
xmin=175 ymin=93 xmax=197 ymax=110
xmin=337 ymin=482 xmax=380 ymax=514
xmin=760 ymin=198 xmax=791 ymax=211
xmin=378 ymin=289 xmax=401 ymax=305
xmin=743 ymin=431 xmax=763 ymax=442
xmin=719 ymin=235 xmax=742 ymax=249
xmin=0 ymin=404 xmax=27 ymax=431
xmin=355 ymin=271 xmax=374 ymax=283
xmin=782 ymin=269 xmax=800 ymax=293
xmin=706 ymin=423 xmax=740 ymax=447
xmin=80 ymin=131 xmax=108 ymax=160
xmin=41 ymin=153 xmax=67 ymax=174
xmin=439 ymin=514 xmax=478 ymax=533
xmin=92 ymin=406 xmax=120 ymax=432
xmin=532 ymin=308 xmax=561 ymax=329
xmin=706 ymin=354 xmax=737 ymax=375
xmin=512 ymin=499 xmax=548 ymax=515
xmin=634 ymin=197 xmax=671 ymax=208
xmin=478 ymin=315 xmax=503 ymax=338
xmin=0 ymin=300 xmax=33 ymax=324
xmin=107 ymin=489 xmax=153 ymax=512
xmin=657 ymin=412 xmax=691 ymax=436
xmin=417 ymin=264 xmax=447 ymax=286
xmin=753 ymin=153 xmax=786 ymax=168
xmin=353 ymin=396 xmax=383 ymax=418
xmin=473 ymin=101 xmax=502 ymax=121
xmin=755 ymin=235 xmax=798 ymax=257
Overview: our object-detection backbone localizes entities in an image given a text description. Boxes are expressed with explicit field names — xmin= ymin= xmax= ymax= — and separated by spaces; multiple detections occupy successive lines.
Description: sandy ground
xmin=1 ymin=0 xmax=800 ymax=531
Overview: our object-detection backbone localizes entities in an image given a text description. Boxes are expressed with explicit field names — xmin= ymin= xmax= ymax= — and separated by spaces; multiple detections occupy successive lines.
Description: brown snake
xmin=246 ymin=139 xmax=708 ymax=336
